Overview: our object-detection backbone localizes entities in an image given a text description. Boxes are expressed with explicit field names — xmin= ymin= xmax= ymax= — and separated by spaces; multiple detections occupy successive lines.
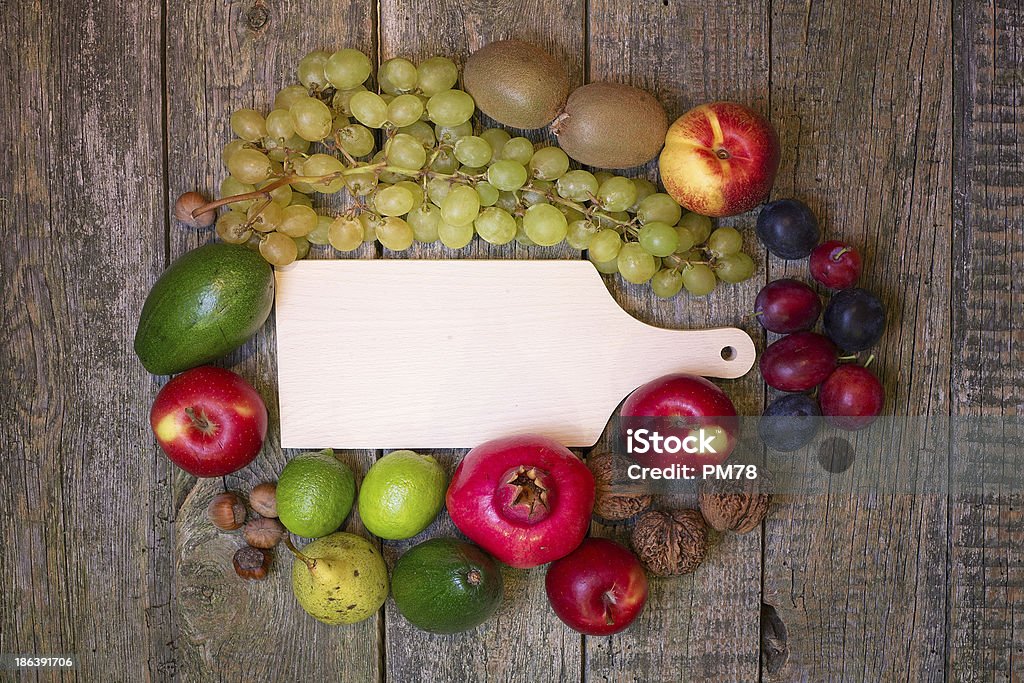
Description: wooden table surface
xmin=1 ymin=0 xmax=1021 ymax=680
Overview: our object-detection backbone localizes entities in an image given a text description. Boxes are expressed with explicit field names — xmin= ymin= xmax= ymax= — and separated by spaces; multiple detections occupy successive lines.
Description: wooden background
xmin=0 ymin=0 xmax=1021 ymax=680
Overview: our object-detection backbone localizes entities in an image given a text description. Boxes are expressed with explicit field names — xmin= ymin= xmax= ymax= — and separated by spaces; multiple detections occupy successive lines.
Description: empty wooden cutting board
xmin=274 ymin=260 xmax=754 ymax=449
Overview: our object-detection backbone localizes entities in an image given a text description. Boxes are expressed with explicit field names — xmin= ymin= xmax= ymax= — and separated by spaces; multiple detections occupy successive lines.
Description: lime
xmin=277 ymin=449 xmax=356 ymax=538
xmin=357 ymin=450 xmax=446 ymax=540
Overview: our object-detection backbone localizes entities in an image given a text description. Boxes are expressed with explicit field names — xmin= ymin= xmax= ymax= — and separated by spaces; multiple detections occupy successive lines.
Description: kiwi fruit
xmin=463 ymin=40 xmax=569 ymax=130
xmin=552 ymin=82 xmax=668 ymax=169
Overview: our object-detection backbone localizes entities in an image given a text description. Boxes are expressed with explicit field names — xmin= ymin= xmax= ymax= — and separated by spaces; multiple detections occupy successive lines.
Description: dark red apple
xmin=545 ymin=538 xmax=648 ymax=636
xmin=659 ymin=101 xmax=781 ymax=217
xmin=819 ymin=365 xmax=884 ymax=430
xmin=150 ymin=365 xmax=267 ymax=477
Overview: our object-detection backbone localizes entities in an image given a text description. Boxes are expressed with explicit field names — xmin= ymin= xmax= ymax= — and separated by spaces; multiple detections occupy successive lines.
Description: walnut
xmin=588 ymin=452 xmax=652 ymax=521
xmin=630 ymin=509 xmax=708 ymax=576
xmin=698 ymin=477 xmax=771 ymax=534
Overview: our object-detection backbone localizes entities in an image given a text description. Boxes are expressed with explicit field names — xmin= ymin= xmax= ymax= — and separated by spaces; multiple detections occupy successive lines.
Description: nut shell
xmin=630 ymin=509 xmax=707 ymax=576
xmin=588 ymin=452 xmax=652 ymax=521
xmin=249 ymin=482 xmax=278 ymax=518
xmin=698 ymin=477 xmax=771 ymax=534
xmin=242 ymin=517 xmax=286 ymax=549
xmin=208 ymin=492 xmax=247 ymax=531
xmin=233 ymin=545 xmax=271 ymax=580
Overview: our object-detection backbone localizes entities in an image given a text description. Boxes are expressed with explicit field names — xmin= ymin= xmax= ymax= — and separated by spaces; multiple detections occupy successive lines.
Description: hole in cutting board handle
xmin=721 ymin=346 xmax=737 ymax=361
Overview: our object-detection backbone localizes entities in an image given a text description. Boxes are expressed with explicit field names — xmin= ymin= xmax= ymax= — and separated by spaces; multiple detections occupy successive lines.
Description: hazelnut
xmin=698 ymin=477 xmax=771 ymax=534
xmin=208 ymin=492 xmax=247 ymax=530
xmin=588 ymin=452 xmax=652 ymax=521
xmin=631 ymin=509 xmax=708 ymax=576
xmin=249 ymin=482 xmax=278 ymax=518
xmin=233 ymin=546 xmax=271 ymax=580
xmin=242 ymin=517 xmax=286 ymax=549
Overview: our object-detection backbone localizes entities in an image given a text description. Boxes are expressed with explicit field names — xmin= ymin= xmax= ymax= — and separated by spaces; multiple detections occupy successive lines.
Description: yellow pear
xmin=286 ymin=532 xmax=388 ymax=625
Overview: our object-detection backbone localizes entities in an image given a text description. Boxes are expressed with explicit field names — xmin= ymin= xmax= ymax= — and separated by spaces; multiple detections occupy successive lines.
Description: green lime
xmin=277 ymin=449 xmax=356 ymax=538
xmin=357 ymin=450 xmax=446 ymax=540
xmin=391 ymin=537 xmax=503 ymax=633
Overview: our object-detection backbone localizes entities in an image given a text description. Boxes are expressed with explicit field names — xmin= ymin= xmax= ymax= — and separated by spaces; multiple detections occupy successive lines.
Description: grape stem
xmin=190 ymin=175 xmax=295 ymax=218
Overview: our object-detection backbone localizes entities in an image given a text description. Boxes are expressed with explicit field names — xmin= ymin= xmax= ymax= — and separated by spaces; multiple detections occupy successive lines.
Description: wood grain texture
xmin=762 ymin=1 xmax=953 ymax=681
xmin=0 ymin=0 xmax=166 ymax=680
xmin=376 ymin=1 xmax=586 ymax=680
xmin=950 ymin=1 xmax=1024 ymax=680
xmin=163 ymin=0 xmax=380 ymax=679
xmin=584 ymin=1 xmax=769 ymax=680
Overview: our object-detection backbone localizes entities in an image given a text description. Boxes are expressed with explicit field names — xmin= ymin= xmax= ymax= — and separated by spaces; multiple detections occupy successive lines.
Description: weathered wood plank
xmin=950 ymin=1 xmax=1024 ymax=680
xmin=0 ymin=0 xmax=166 ymax=680
xmin=584 ymin=1 xmax=768 ymax=680
xmin=163 ymin=0 xmax=380 ymax=679
xmin=376 ymin=1 xmax=586 ymax=680
xmin=762 ymin=1 xmax=953 ymax=680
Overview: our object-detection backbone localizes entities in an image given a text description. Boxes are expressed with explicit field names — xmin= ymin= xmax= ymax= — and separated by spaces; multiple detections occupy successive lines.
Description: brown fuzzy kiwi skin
xmin=552 ymin=82 xmax=669 ymax=169
xmin=463 ymin=40 xmax=570 ymax=130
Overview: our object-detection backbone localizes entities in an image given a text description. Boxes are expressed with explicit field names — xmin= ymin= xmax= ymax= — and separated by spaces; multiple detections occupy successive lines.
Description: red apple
xmin=150 ymin=366 xmax=267 ymax=477
xmin=619 ymin=373 xmax=738 ymax=468
xmin=545 ymin=538 xmax=648 ymax=636
xmin=659 ymin=101 xmax=781 ymax=217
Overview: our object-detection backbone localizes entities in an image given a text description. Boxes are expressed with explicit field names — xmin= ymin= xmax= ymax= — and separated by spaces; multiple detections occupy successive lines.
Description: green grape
xmin=441 ymin=184 xmax=481 ymax=226
xmin=678 ymin=211 xmax=713 ymax=244
xmin=247 ymin=201 xmax=284 ymax=233
xmin=476 ymin=182 xmax=499 ymax=207
xmin=430 ymin=148 xmax=459 ymax=173
xmin=629 ymin=178 xmax=658 ymax=211
xmin=416 ymin=56 xmax=459 ymax=96
xmin=216 ymin=211 xmax=251 ymax=244
xmin=588 ymin=228 xmax=623 ymax=262
xmin=386 ymin=133 xmax=428 ymax=170
xmin=395 ymin=180 xmax=424 ymax=209
xmin=523 ymin=203 xmax=568 ymax=246
xmin=458 ymin=165 xmax=484 ymax=176
xmin=243 ymin=233 xmax=262 ymax=251
xmin=597 ymin=176 xmax=638 ymax=212
xmin=288 ymin=192 xmax=313 ymax=208
xmin=374 ymin=184 xmax=415 ymax=216
xmin=651 ymin=268 xmax=684 ymax=298
xmin=399 ymin=120 xmax=435 ymax=147
xmin=474 ymin=207 xmax=517 ymax=245
xmin=715 ymin=253 xmax=756 ymax=283
xmin=230 ymin=108 xmax=267 ymax=142
xmin=566 ymin=219 xmax=596 ymax=249
xmin=593 ymin=210 xmax=630 ymax=229
xmin=331 ymin=114 xmax=351 ymax=136
xmin=227 ymin=148 xmax=273 ymax=184
xmin=220 ymin=176 xmax=256 ymax=212
xmin=345 ymin=170 xmax=377 ymax=196
xmin=594 ymin=171 xmax=614 ymax=185
xmin=514 ymin=219 xmax=536 ymax=246
xmin=675 ymin=226 xmax=697 ymax=253
xmin=454 ymin=136 xmax=492 ymax=167
xmin=589 ymin=250 xmax=619 ymax=274
xmin=350 ymin=91 xmax=388 ymax=128
xmin=637 ymin=221 xmax=679 ymax=257
xmin=558 ymin=204 xmax=585 ymax=223
xmin=290 ymin=96 xmax=333 ymax=141
xmin=379 ymin=57 xmax=418 ymax=94
xmin=283 ymin=134 xmax=311 ymax=154
xmin=480 ymin=128 xmax=511 ymax=158
xmin=259 ymin=231 xmax=298 ymax=266
xmin=427 ymin=177 xmax=452 ymax=205
xmin=297 ymin=50 xmax=331 ymax=90
xmin=222 ymin=139 xmax=248 ymax=167
xmin=359 ymin=212 xmax=382 ymax=242
xmin=302 ymin=153 xmax=346 ymax=193
xmin=529 ymin=146 xmax=570 ymax=180
xmin=638 ymin=193 xmax=682 ymax=225
xmin=332 ymin=85 xmax=367 ymax=117
xmin=707 ymin=226 xmax=743 ymax=256
xmin=274 ymin=85 xmax=309 ymax=111
xmin=328 ymin=216 xmax=363 ymax=251
xmin=521 ymin=180 xmax=552 ymax=207
xmin=325 ymin=49 xmax=372 ymax=89
xmin=408 ymin=203 xmax=441 ymax=242
xmin=556 ymin=169 xmax=599 ymax=201
xmin=336 ymin=124 xmax=375 ymax=157
xmin=495 ymin=191 xmax=518 ymax=213
xmin=438 ymin=220 xmax=475 ymax=249
xmin=306 ymin=214 xmax=332 ymax=245
xmin=487 ymin=160 xmax=528 ymax=191
xmin=387 ymin=94 xmax=424 ymax=127
xmin=501 ymin=137 xmax=534 ymax=165
xmin=617 ymin=242 xmax=658 ymax=284
xmin=426 ymin=89 xmax=475 ymax=126
xmin=265 ymin=109 xmax=295 ymax=141
xmin=293 ymin=236 xmax=311 ymax=260
xmin=435 ymin=121 xmax=473 ymax=144
xmin=372 ymin=151 xmax=404 ymax=184
xmin=376 ymin=216 xmax=415 ymax=251
xmin=682 ymin=263 xmax=717 ymax=295
xmin=277 ymin=204 xmax=318 ymax=237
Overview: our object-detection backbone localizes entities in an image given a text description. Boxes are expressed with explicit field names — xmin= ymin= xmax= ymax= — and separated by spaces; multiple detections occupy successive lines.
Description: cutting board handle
xmin=622 ymin=321 xmax=756 ymax=379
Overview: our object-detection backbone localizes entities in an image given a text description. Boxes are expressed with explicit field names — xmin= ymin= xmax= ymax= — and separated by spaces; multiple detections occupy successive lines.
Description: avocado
xmin=134 ymin=242 xmax=274 ymax=375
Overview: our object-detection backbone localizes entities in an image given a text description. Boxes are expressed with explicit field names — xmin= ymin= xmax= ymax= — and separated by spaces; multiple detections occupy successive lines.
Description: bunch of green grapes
xmin=205 ymin=49 xmax=756 ymax=297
